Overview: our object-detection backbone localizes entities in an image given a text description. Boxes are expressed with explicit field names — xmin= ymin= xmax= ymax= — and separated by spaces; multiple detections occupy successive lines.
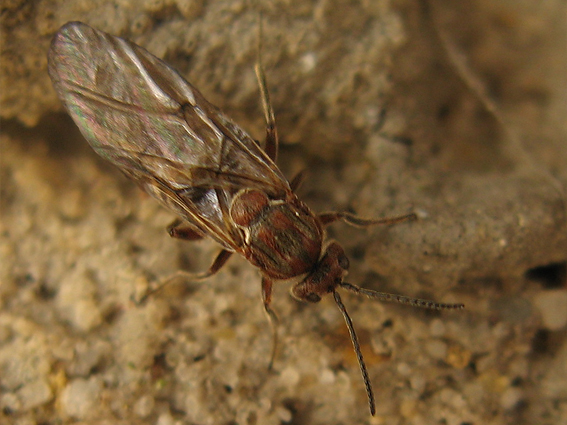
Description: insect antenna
xmin=340 ymin=282 xmax=465 ymax=310
xmin=333 ymin=290 xmax=376 ymax=416
xmin=334 ymin=282 xmax=464 ymax=416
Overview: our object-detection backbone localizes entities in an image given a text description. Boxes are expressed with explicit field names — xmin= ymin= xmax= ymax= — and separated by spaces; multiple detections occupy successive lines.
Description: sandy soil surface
xmin=1 ymin=1 xmax=566 ymax=424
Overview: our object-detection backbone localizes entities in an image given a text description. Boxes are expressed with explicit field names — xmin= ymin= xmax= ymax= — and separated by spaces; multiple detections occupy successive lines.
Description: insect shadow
xmin=48 ymin=21 xmax=463 ymax=416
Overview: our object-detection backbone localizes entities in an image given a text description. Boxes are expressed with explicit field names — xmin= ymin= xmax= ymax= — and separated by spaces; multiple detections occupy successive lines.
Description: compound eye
xmin=306 ymin=293 xmax=321 ymax=303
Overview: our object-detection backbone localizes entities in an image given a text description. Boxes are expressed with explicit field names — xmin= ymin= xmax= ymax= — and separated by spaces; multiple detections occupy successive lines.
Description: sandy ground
xmin=1 ymin=1 xmax=566 ymax=424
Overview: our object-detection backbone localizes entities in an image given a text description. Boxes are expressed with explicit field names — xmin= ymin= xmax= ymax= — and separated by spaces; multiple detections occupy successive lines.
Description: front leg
xmin=318 ymin=211 xmax=417 ymax=227
xmin=262 ymin=276 xmax=279 ymax=370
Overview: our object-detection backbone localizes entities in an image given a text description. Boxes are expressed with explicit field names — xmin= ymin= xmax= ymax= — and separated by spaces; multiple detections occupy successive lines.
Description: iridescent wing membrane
xmin=48 ymin=22 xmax=290 ymax=250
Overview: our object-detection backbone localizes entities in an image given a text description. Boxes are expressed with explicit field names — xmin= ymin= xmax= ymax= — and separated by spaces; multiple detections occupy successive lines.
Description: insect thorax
xmin=230 ymin=190 xmax=323 ymax=280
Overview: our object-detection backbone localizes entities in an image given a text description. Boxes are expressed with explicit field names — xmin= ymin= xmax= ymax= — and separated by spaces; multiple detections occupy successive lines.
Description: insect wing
xmin=48 ymin=22 xmax=290 ymax=248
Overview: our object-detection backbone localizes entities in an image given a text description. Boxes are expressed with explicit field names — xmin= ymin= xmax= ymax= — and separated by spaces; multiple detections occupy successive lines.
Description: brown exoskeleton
xmin=48 ymin=22 xmax=464 ymax=415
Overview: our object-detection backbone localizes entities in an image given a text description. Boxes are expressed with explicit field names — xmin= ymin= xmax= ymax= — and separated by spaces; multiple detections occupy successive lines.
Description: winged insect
xmin=48 ymin=22 xmax=463 ymax=415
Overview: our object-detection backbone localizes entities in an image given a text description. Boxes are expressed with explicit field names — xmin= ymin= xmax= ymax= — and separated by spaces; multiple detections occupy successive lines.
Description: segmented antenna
xmin=333 ymin=282 xmax=463 ymax=415
xmin=340 ymin=282 xmax=465 ymax=310
xmin=333 ymin=290 xmax=376 ymax=416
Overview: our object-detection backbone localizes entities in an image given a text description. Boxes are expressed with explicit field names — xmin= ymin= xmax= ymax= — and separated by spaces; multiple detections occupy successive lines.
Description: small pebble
xmin=446 ymin=344 xmax=472 ymax=369
xmin=276 ymin=405 xmax=293 ymax=422
xmin=280 ymin=366 xmax=300 ymax=388
xmin=156 ymin=412 xmax=176 ymax=425
xmin=59 ymin=377 xmax=101 ymax=419
xmin=501 ymin=387 xmax=523 ymax=410
xmin=133 ymin=394 xmax=155 ymax=418
xmin=429 ymin=318 xmax=446 ymax=337
xmin=0 ymin=392 xmax=21 ymax=412
xmin=17 ymin=379 xmax=52 ymax=410
xmin=534 ymin=290 xmax=567 ymax=330
xmin=410 ymin=375 xmax=426 ymax=394
xmin=397 ymin=362 xmax=411 ymax=376
xmin=425 ymin=339 xmax=447 ymax=360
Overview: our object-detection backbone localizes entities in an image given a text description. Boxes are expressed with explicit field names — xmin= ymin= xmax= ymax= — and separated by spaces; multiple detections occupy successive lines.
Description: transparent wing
xmin=48 ymin=22 xmax=290 ymax=249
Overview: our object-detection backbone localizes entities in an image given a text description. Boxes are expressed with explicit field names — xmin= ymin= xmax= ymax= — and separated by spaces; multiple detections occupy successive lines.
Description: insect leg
xmin=318 ymin=211 xmax=418 ymax=227
xmin=261 ymin=276 xmax=279 ymax=370
xmin=135 ymin=250 xmax=233 ymax=304
xmin=167 ymin=218 xmax=205 ymax=240
xmin=254 ymin=16 xmax=279 ymax=162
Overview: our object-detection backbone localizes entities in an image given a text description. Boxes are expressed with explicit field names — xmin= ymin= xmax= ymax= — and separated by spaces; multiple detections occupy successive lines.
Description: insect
xmin=48 ymin=21 xmax=464 ymax=416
